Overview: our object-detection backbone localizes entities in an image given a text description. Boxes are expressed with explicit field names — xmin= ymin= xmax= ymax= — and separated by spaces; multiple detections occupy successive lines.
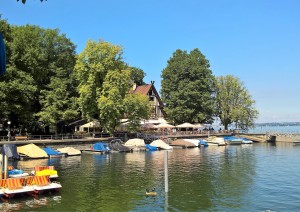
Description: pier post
xmin=0 ymin=154 xmax=2 ymax=180
xmin=4 ymin=154 xmax=8 ymax=179
xmin=164 ymin=150 xmax=169 ymax=193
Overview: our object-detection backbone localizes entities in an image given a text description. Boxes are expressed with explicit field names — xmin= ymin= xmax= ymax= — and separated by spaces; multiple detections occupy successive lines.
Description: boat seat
xmin=34 ymin=166 xmax=55 ymax=172
xmin=33 ymin=175 xmax=50 ymax=187
xmin=0 ymin=179 xmax=6 ymax=188
xmin=6 ymin=178 xmax=23 ymax=190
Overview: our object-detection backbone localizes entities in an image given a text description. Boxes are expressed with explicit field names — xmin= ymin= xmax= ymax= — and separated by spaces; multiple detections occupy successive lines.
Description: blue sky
xmin=2 ymin=0 xmax=300 ymax=123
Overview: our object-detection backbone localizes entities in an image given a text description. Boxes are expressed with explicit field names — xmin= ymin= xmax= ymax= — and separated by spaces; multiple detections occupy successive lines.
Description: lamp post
xmin=7 ymin=121 xmax=11 ymax=141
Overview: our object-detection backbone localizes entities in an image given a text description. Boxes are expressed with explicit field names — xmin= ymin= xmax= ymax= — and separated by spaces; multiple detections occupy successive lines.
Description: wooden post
xmin=164 ymin=150 xmax=169 ymax=193
xmin=4 ymin=154 xmax=8 ymax=179
xmin=0 ymin=154 xmax=3 ymax=180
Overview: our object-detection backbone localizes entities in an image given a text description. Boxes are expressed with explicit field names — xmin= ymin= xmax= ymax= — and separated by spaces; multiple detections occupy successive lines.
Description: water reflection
xmin=0 ymin=195 xmax=61 ymax=212
xmin=4 ymin=144 xmax=300 ymax=211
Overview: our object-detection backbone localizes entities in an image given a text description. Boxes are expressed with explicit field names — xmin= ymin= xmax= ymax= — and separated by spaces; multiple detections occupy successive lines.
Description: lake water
xmin=248 ymin=125 xmax=300 ymax=134
xmin=2 ymin=142 xmax=300 ymax=211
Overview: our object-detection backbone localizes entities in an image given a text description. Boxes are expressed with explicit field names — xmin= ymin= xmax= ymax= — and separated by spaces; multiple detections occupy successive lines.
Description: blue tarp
xmin=199 ymin=140 xmax=208 ymax=147
xmin=0 ymin=32 xmax=6 ymax=75
xmin=8 ymin=169 xmax=24 ymax=175
xmin=93 ymin=142 xmax=110 ymax=151
xmin=145 ymin=144 xmax=157 ymax=151
xmin=43 ymin=147 xmax=63 ymax=156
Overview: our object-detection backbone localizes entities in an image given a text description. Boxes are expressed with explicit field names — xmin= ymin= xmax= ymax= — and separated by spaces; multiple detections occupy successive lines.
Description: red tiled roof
xmin=132 ymin=84 xmax=152 ymax=95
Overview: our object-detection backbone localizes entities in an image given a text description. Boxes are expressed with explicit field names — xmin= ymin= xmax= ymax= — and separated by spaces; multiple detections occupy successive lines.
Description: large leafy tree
xmin=37 ymin=68 xmax=78 ymax=133
xmin=124 ymin=93 xmax=151 ymax=132
xmin=74 ymin=39 xmax=125 ymax=121
xmin=0 ymin=21 xmax=77 ymax=131
xmin=129 ymin=67 xmax=146 ymax=86
xmin=215 ymin=75 xmax=258 ymax=130
xmin=0 ymin=18 xmax=37 ymax=128
xmin=75 ymin=39 xmax=150 ymax=133
xmin=161 ymin=48 xmax=216 ymax=124
xmin=98 ymin=70 xmax=151 ymax=134
xmin=98 ymin=70 xmax=132 ymax=133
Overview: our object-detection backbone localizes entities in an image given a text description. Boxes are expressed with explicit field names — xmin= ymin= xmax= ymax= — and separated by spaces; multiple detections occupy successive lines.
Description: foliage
xmin=37 ymin=71 xmax=79 ymax=131
xmin=161 ymin=48 xmax=216 ymax=125
xmin=98 ymin=70 xmax=131 ymax=133
xmin=124 ymin=93 xmax=151 ymax=132
xmin=74 ymin=39 xmax=125 ymax=121
xmin=129 ymin=67 xmax=146 ymax=86
xmin=215 ymin=75 xmax=259 ymax=130
xmin=0 ymin=20 xmax=77 ymax=131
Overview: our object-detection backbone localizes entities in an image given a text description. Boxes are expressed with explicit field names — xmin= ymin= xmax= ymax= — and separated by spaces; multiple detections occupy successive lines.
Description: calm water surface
xmin=2 ymin=142 xmax=300 ymax=211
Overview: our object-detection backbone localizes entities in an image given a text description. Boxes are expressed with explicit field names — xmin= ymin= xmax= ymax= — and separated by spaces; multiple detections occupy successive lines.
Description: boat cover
xmin=183 ymin=139 xmax=200 ymax=146
xmin=8 ymin=169 xmax=24 ymax=175
xmin=57 ymin=147 xmax=81 ymax=156
xmin=170 ymin=139 xmax=197 ymax=147
xmin=43 ymin=147 xmax=63 ymax=156
xmin=93 ymin=142 xmax=110 ymax=151
xmin=109 ymin=139 xmax=131 ymax=152
xmin=199 ymin=140 xmax=208 ymax=147
xmin=150 ymin=140 xmax=173 ymax=150
xmin=145 ymin=144 xmax=158 ymax=151
xmin=17 ymin=144 xmax=48 ymax=158
xmin=124 ymin=138 xmax=145 ymax=147
xmin=1 ymin=144 xmax=20 ymax=159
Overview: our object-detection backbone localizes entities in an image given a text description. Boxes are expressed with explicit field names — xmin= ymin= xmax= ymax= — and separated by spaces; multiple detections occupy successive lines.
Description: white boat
xmin=124 ymin=138 xmax=146 ymax=151
xmin=57 ymin=147 xmax=81 ymax=156
xmin=183 ymin=139 xmax=200 ymax=147
xmin=150 ymin=139 xmax=173 ymax=150
xmin=205 ymin=136 xmax=227 ymax=146
xmin=241 ymin=138 xmax=253 ymax=144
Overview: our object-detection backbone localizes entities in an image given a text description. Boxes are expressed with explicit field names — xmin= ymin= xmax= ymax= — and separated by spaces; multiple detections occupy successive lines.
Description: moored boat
xmin=205 ymin=136 xmax=227 ymax=146
xmin=109 ymin=139 xmax=132 ymax=152
xmin=199 ymin=140 xmax=208 ymax=147
xmin=145 ymin=144 xmax=158 ymax=151
xmin=17 ymin=144 xmax=48 ymax=159
xmin=43 ymin=147 xmax=64 ymax=158
xmin=81 ymin=142 xmax=111 ymax=154
xmin=224 ymin=136 xmax=243 ymax=145
xmin=183 ymin=139 xmax=200 ymax=147
xmin=169 ymin=139 xmax=197 ymax=148
xmin=240 ymin=137 xmax=253 ymax=144
xmin=124 ymin=139 xmax=146 ymax=151
xmin=150 ymin=139 xmax=173 ymax=150
xmin=57 ymin=147 xmax=81 ymax=156
xmin=2 ymin=144 xmax=20 ymax=160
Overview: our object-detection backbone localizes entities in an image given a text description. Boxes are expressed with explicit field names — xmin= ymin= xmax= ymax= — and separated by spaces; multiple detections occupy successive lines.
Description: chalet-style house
xmin=130 ymin=81 xmax=166 ymax=120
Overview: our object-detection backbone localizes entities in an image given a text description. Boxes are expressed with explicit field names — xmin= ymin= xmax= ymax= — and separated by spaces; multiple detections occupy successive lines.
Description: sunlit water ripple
xmin=3 ymin=142 xmax=300 ymax=211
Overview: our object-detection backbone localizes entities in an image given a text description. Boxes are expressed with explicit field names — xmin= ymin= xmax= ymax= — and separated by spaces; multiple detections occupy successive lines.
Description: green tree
xmin=98 ymin=70 xmax=151 ymax=134
xmin=124 ymin=93 xmax=151 ymax=132
xmin=1 ymin=23 xmax=77 ymax=131
xmin=161 ymin=48 xmax=216 ymax=124
xmin=215 ymin=75 xmax=258 ymax=130
xmin=37 ymin=69 xmax=78 ymax=133
xmin=129 ymin=67 xmax=146 ymax=86
xmin=98 ymin=70 xmax=132 ymax=133
xmin=74 ymin=39 xmax=125 ymax=121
